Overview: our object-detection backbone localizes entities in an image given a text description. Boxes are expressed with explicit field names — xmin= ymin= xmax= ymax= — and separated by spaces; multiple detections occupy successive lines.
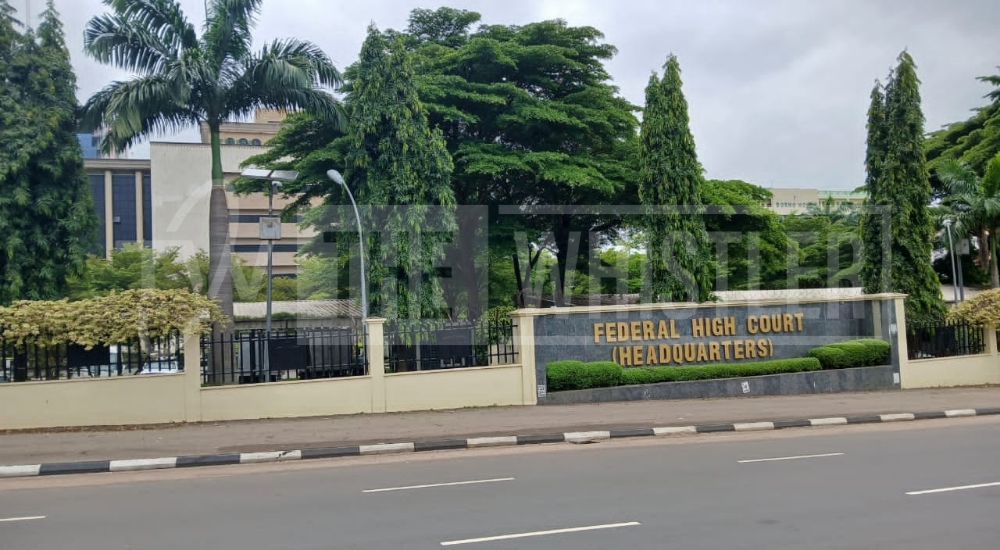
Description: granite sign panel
xmin=532 ymin=300 xmax=877 ymax=394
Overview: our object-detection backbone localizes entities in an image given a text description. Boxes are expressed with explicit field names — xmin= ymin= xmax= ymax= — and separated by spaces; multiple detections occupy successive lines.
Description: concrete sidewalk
xmin=2 ymin=387 xmax=997 ymax=466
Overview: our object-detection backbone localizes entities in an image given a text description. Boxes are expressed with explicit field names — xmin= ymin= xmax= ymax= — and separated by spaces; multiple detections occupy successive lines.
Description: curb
xmin=3 ymin=407 xmax=998 ymax=479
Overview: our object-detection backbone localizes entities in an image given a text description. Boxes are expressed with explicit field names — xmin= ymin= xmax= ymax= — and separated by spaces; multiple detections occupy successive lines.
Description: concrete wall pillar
xmin=182 ymin=331 xmax=203 ymax=422
xmin=510 ymin=310 xmax=539 ymax=405
xmin=365 ymin=318 xmax=387 ymax=413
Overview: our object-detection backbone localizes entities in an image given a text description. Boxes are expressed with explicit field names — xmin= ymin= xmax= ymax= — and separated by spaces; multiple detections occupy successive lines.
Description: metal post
xmin=342 ymin=184 xmax=367 ymax=321
xmin=946 ymin=223 xmax=959 ymax=304
xmin=264 ymin=182 xmax=275 ymax=383
xmin=955 ymin=233 xmax=966 ymax=302
xmin=266 ymin=182 xmax=275 ymax=335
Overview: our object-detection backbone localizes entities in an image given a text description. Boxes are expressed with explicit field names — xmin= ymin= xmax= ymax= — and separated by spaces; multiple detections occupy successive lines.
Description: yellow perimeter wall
xmin=10 ymin=297 xmax=997 ymax=430
xmin=0 ymin=322 xmax=536 ymax=430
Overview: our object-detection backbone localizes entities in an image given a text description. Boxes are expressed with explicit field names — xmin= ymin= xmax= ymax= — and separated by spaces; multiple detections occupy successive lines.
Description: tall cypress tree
xmin=861 ymin=81 xmax=890 ymax=294
xmin=638 ymin=55 xmax=713 ymax=302
xmin=0 ymin=1 xmax=97 ymax=304
xmin=345 ymin=25 xmax=457 ymax=319
xmin=866 ymin=52 xmax=945 ymax=320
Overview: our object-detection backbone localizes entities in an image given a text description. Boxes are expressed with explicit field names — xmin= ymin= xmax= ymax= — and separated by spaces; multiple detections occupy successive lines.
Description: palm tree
xmin=938 ymin=152 xmax=1000 ymax=287
xmin=807 ymin=196 xmax=859 ymax=225
xmin=80 ymin=0 xmax=344 ymax=324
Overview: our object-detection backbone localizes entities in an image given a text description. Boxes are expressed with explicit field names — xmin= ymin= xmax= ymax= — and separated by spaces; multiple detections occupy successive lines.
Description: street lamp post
xmin=944 ymin=219 xmax=963 ymax=304
xmin=240 ymin=169 xmax=299 ymax=382
xmin=327 ymin=170 xmax=367 ymax=322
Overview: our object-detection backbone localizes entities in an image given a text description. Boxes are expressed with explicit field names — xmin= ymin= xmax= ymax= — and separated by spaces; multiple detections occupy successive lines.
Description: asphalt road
xmin=2 ymin=417 xmax=999 ymax=549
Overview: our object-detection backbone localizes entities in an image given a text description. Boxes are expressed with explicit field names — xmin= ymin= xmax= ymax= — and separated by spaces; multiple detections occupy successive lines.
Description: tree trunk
xmin=207 ymin=127 xmax=234 ymax=384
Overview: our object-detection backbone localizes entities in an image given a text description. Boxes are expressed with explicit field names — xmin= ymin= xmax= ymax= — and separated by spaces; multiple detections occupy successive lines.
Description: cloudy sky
xmin=18 ymin=0 xmax=1000 ymax=190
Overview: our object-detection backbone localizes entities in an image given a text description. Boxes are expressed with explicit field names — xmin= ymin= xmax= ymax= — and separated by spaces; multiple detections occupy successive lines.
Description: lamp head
xmin=327 ymin=169 xmax=346 ymax=186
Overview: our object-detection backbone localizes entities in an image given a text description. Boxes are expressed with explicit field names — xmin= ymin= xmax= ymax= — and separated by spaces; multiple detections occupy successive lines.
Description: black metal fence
xmin=200 ymin=327 xmax=367 ymax=386
xmin=906 ymin=320 xmax=985 ymax=360
xmin=1 ymin=333 xmax=184 ymax=383
xmin=384 ymin=317 xmax=517 ymax=373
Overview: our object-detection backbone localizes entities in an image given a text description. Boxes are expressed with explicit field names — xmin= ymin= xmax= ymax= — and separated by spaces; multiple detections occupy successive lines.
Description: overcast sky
xmin=19 ymin=0 xmax=1000 ymax=190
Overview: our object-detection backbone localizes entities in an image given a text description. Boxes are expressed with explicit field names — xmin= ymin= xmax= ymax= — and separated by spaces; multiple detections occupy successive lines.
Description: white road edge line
xmin=0 ymin=516 xmax=46 ymax=523
xmin=809 ymin=417 xmax=848 ymax=426
xmin=109 ymin=457 xmax=178 ymax=472
xmin=359 ymin=443 xmax=416 ymax=456
xmin=467 ymin=436 xmax=518 ymax=448
xmin=0 ymin=465 xmax=41 ymax=478
xmin=739 ymin=453 xmax=845 ymax=464
xmin=440 ymin=521 xmax=641 ymax=546
xmin=945 ymin=409 xmax=977 ymax=418
xmin=880 ymin=413 xmax=916 ymax=422
xmin=734 ymin=422 xmax=775 ymax=432
xmin=907 ymin=482 xmax=1000 ymax=496
xmin=653 ymin=426 xmax=697 ymax=436
xmin=364 ymin=477 xmax=515 ymax=493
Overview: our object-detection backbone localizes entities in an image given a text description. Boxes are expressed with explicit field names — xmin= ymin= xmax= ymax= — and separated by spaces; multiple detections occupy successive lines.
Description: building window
xmin=238 ymin=138 xmax=249 ymax=145
xmin=142 ymin=174 xmax=152 ymax=248
xmin=225 ymin=138 xmax=236 ymax=145
xmin=112 ymin=174 xmax=137 ymax=249
xmin=251 ymin=139 xmax=262 ymax=146
xmin=88 ymin=174 xmax=106 ymax=257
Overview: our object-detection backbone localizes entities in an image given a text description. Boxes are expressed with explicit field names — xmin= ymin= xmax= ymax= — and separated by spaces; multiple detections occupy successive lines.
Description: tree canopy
xmin=0 ymin=0 xmax=98 ymax=306
xmin=638 ymin=55 xmax=713 ymax=302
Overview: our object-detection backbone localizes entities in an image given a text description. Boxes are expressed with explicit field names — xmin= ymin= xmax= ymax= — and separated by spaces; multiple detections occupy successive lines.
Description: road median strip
xmin=1 ymin=406 xmax=997 ymax=479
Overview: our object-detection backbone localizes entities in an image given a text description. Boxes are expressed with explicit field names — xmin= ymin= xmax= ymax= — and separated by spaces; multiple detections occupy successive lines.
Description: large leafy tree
xmin=404 ymin=9 xmax=640 ymax=309
xmin=80 ymin=0 xmax=344 ymax=321
xmin=926 ymin=68 xmax=1000 ymax=198
xmin=638 ymin=55 xmax=713 ymax=302
xmin=343 ymin=25 xmax=457 ymax=319
xmin=248 ymin=9 xmax=639 ymax=314
xmin=862 ymin=52 xmax=945 ymax=320
xmin=0 ymin=1 xmax=97 ymax=305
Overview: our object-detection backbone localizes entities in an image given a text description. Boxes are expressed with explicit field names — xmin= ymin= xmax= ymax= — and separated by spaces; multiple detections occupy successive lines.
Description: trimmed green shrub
xmin=619 ymin=358 xmax=821 ymax=386
xmin=547 ymin=358 xmax=822 ymax=391
xmin=809 ymin=339 xmax=891 ymax=369
xmin=547 ymin=360 xmax=623 ymax=391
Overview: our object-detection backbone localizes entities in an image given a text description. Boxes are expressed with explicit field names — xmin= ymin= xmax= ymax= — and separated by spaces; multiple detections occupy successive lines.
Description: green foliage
xmin=938 ymin=152 xmax=1000 ymax=287
xmin=345 ymin=25 xmax=457 ymax=319
xmin=619 ymin=358 xmax=821 ymax=386
xmin=926 ymin=68 xmax=1000 ymax=198
xmin=861 ymin=52 xmax=945 ymax=320
xmin=947 ymin=287 xmax=1000 ymax=325
xmin=638 ymin=55 xmax=713 ymax=303
xmin=66 ymin=244 xmax=301 ymax=303
xmin=0 ymin=1 xmax=98 ymax=306
xmin=807 ymin=339 xmax=891 ymax=369
xmin=408 ymin=10 xmax=641 ymax=308
xmin=546 ymin=360 xmax=623 ymax=391
xmin=703 ymin=180 xmax=791 ymax=290
xmin=781 ymin=214 xmax=861 ymax=289
xmin=546 ymin=358 xmax=822 ymax=391
xmin=0 ymin=289 xmax=225 ymax=348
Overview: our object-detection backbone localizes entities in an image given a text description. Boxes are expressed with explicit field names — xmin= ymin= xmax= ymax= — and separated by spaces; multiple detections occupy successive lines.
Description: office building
xmin=761 ymin=188 xmax=865 ymax=216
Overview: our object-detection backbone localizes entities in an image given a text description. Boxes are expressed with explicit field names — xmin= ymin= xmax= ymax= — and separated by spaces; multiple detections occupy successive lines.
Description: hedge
xmin=546 ymin=358 xmax=821 ymax=392
xmin=808 ymin=339 xmax=890 ymax=370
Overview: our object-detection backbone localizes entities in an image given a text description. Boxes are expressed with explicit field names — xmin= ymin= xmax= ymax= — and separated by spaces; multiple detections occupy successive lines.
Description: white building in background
xmin=762 ymin=188 xmax=866 ymax=216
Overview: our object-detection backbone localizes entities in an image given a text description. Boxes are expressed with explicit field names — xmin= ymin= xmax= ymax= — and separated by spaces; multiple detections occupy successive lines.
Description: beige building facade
xmin=86 ymin=109 xmax=316 ymax=275
xmin=762 ymin=188 xmax=865 ymax=216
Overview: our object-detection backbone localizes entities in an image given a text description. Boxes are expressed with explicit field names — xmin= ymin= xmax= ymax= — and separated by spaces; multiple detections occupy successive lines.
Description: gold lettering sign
xmin=591 ymin=312 xmax=808 ymax=365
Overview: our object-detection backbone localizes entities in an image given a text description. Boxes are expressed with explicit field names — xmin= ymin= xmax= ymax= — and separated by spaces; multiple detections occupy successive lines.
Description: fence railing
xmin=1 ymin=333 xmax=184 ymax=383
xmin=906 ymin=320 xmax=985 ymax=360
xmin=384 ymin=317 xmax=517 ymax=373
xmin=200 ymin=326 xmax=367 ymax=386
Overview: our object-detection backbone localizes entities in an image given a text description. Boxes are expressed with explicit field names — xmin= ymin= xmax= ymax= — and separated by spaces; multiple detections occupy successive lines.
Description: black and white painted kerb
xmin=2 ymin=407 xmax=997 ymax=479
